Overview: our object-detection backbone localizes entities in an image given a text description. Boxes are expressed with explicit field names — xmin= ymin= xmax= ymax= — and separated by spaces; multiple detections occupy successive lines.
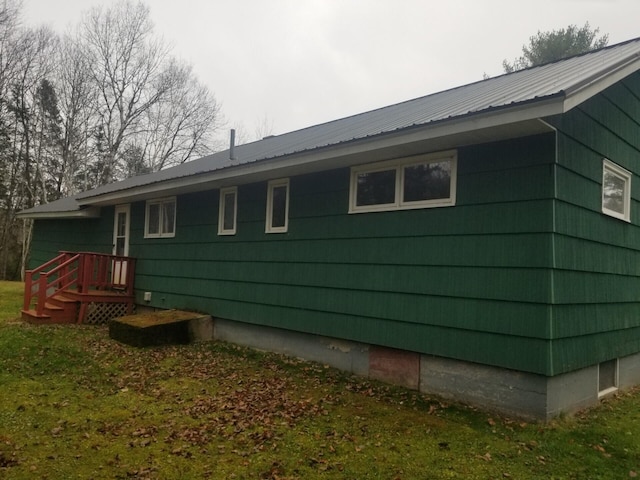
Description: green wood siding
xmin=28 ymin=215 xmax=114 ymax=269
xmin=546 ymin=71 xmax=640 ymax=374
xmin=121 ymin=133 xmax=557 ymax=375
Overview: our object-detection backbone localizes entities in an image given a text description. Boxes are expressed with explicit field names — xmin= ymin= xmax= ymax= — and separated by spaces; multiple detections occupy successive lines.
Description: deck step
xmin=21 ymin=292 xmax=80 ymax=324
xmin=44 ymin=302 xmax=63 ymax=312
xmin=21 ymin=309 xmax=76 ymax=324
xmin=21 ymin=308 xmax=50 ymax=320
xmin=24 ymin=290 xmax=133 ymax=325
xmin=51 ymin=294 xmax=78 ymax=304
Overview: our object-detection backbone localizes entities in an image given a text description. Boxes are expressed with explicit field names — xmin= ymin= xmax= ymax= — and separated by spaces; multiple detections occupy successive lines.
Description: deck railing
xmin=23 ymin=251 xmax=136 ymax=316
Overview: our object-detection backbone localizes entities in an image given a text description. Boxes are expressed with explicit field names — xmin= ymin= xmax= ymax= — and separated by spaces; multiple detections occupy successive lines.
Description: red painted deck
xmin=22 ymin=252 xmax=136 ymax=324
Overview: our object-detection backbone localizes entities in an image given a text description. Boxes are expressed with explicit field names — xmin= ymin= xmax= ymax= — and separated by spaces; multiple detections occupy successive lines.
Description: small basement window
xmin=218 ymin=187 xmax=237 ymax=235
xmin=349 ymin=151 xmax=457 ymax=213
xmin=145 ymin=197 xmax=176 ymax=238
xmin=598 ymin=358 xmax=618 ymax=398
xmin=265 ymin=178 xmax=289 ymax=233
xmin=602 ymin=159 xmax=631 ymax=222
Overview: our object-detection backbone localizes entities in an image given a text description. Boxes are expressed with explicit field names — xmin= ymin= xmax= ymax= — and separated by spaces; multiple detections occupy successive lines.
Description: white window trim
xmin=218 ymin=187 xmax=238 ymax=235
xmin=265 ymin=178 xmax=290 ymax=233
xmin=602 ymin=159 xmax=631 ymax=222
xmin=349 ymin=150 xmax=457 ymax=214
xmin=112 ymin=204 xmax=130 ymax=256
xmin=144 ymin=196 xmax=176 ymax=238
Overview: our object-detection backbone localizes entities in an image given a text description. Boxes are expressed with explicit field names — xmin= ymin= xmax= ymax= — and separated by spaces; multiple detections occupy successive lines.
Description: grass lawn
xmin=1 ymin=280 xmax=640 ymax=479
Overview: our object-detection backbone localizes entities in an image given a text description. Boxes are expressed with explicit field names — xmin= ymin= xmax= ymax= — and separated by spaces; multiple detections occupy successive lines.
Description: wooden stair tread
xmin=62 ymin=289 xmax=134 ymax=301
xmin=44 ymin=302 xmax=63 ymax=311
xmin=21 ymin=309 xmax=51 ymax=319
xmin=51 ymin=294 xmax=77 ymax=303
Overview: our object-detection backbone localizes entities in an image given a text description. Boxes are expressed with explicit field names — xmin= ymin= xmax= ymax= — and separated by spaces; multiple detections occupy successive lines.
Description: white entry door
xmin=112 ymin=204 xmax=130 ymax=285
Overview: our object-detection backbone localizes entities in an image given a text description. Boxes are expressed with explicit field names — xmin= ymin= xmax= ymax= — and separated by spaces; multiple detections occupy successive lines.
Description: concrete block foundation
xmin=214 ymin=319 xmax=370 ymax=376
xmin=132 ymin=312 xmax=634 ymax=420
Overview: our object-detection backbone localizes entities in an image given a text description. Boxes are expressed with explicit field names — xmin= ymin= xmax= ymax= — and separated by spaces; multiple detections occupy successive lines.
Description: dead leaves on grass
xmin=0 ymin=451 xmax=18 ymax=468
xmin=70 ymin=334 xmax=456 ymax=477
xmin=162 ymin=372 xmax=330 ymax=452
xmin=82 ymin=336 xmax=442 ymax=444
xmin=0 ymin=436 xmax=19 ymax=470
xmin=79 ymin=339 xmax=338 ymax=454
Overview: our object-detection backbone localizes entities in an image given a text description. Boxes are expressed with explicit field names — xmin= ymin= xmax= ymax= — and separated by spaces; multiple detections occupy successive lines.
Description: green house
xmin=19 ymin=37 xmax=640 ymax=419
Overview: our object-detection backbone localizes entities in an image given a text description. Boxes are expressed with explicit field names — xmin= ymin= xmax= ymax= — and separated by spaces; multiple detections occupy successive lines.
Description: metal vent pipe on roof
xmin=229 ymin=129 xmax=236 ymax=160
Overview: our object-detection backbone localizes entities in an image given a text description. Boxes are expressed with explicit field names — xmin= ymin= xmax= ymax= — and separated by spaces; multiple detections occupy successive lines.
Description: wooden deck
xmin=22 ymin=252 xmax=136 ymax=324
xmin=22 ymin=288 xmax=135 ymax=324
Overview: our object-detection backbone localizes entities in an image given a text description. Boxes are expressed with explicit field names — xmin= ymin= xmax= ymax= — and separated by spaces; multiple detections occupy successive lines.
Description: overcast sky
xmin=21 ymin=0 xmax=640 ymax=141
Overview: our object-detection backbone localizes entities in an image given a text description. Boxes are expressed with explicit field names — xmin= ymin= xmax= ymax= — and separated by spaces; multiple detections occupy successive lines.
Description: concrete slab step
xmin=109 ymin=310 xmax=213 ymax=347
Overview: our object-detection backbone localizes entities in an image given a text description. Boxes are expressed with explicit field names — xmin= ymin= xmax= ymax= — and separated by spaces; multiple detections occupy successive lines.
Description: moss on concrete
xmin=109 ymin=309 xmax=204 ymax=347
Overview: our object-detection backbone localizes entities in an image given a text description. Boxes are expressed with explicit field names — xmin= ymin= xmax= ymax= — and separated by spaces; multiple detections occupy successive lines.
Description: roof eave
xmin=16 ymin=206 xmax=101 ymax=220
xmin=76 ymin=97 xmax=566 ymax=208
xmin=563 ymin=54 xmax=640 ymax=112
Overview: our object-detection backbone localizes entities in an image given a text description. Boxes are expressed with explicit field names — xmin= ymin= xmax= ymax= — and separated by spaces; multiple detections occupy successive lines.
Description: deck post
xmin=36 ymin=273 xmax=47 ymax=316
xmin=83 ymin=254 xmax=90 ymax=291
xmin=98 ymin=254 xmax=107 ymax=289
xmin=126 ymin=258 xmax=136 ymax=296
xmin=23 ymin=270 xmax=33 ymax=311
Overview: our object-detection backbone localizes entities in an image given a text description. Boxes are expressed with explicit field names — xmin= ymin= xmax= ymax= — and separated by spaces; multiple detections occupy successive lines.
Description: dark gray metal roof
xmin=17 ymin=194 xmax=101 ymax=219
xmin=20 ymin=36 xmax=640 ymax=217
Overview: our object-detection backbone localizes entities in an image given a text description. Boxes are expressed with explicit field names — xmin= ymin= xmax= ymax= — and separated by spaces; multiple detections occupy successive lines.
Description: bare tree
xmin=10 ymin=27 xmax=59 ymax=278
xmin=79 ymin=0 xmax=173 ymax=185
xmin=0 ymin=0 xmax=223 ymax=279
xmin=227 ymin=114 xmax=276 ymax=148
xmin=0 ymin=3 xmax=59 ymax=279
xmin=140 ymin=62 xmax=221 ymax=171
xmin=0 ymin=0 xmax=23 ymax=98
xmin=253 ymin=114 xmax=275 ymax=141
xmin=55 ymin=34 xmax=94 ymax=195
xmin=8 ymin=26 xmax=58 ymax=207
xmin=77 ymin=0 xmax=220 ymax=185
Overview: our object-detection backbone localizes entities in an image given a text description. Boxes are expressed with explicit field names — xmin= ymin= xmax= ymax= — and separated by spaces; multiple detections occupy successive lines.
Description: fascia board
xmin=77 ymin=97 xmax=565 ymax=207
xmin=562 ymin=57 xmax=640 ymax=112
xmin=16 ymin=206 xmax=101 ymax=220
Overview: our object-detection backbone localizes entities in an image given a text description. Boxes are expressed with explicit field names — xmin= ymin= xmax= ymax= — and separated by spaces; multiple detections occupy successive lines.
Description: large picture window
xmin=145 ymin=197 xmax=176 ymax=238
xmin=602 ymin=159 xmax=631 ymax=222
xmin=349 ymin=151 xmax=457 ymax=213
xmin=266 ymin=178 xmax=289 ymax=233
xmin=218 ymin=187 xmax=237 ymax=235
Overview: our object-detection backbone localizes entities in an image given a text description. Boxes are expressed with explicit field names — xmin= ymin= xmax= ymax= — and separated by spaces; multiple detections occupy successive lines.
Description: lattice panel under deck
xmin=83 ymin=302 xmax=132 ymax=324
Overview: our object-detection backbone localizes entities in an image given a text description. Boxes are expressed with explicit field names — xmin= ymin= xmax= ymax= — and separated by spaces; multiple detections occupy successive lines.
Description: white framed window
xmin=598 ymin=358 xmax=618 ymax=398
xmin=218 ymin=187 xmax=238 ymax=235
xmin=265 ymin=178 xmax=289 ymax=233
xmin=602 ymin=159 xmax=631 ymax=222
xmin=349 ymin=151 xmax=457 ymax=213
xmin=144 ymin=197 xmax=176 ymax=238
